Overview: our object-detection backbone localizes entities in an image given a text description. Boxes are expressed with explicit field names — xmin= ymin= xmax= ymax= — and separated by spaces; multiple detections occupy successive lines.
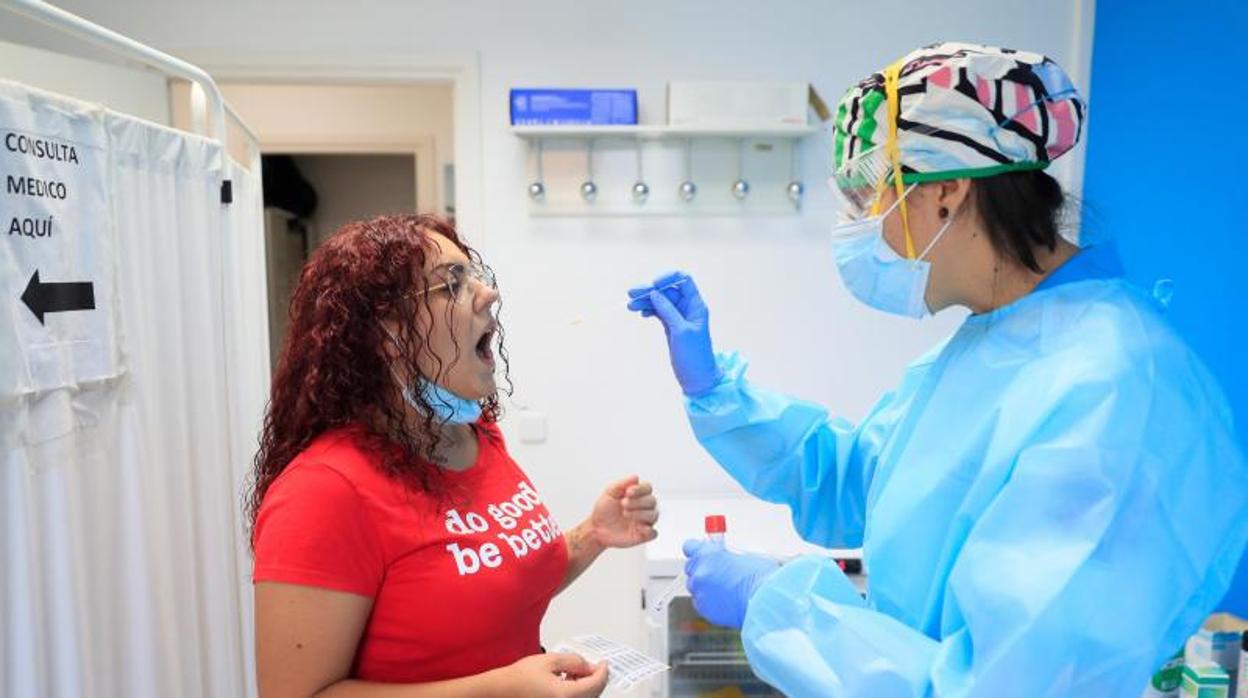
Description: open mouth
xmin=474 ymin=326 xmax=496 ymax=366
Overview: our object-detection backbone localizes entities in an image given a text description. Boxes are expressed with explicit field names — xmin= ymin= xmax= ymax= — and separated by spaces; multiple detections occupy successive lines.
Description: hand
xmin=683 ymin=539 xmax=780 ymax=629
xmin=590 ymin=476 xmax=659 ymax=548
xmin=626 ymin=271 xmax=721 ymax=396
xmin=502 ymin=653 xmax=609 ymax=697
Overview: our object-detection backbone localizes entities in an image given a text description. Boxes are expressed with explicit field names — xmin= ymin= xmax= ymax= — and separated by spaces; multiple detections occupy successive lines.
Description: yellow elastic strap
xmin=883 ymin=59 xmax=916 ymax=259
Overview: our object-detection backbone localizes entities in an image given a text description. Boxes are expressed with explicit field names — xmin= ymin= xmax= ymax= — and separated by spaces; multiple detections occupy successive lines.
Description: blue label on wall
xmin=510 ymin=89 xmax=638 ymax=125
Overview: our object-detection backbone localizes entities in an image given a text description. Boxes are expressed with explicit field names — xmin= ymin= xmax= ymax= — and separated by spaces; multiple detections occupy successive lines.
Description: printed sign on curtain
xmin=0 ymin=80 xmax=120 ymax=398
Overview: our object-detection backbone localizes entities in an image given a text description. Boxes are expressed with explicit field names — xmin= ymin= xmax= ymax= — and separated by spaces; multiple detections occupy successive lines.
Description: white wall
xmin=0 ymin=39 xmax=169 ymax=124
xmin=17 ymin=0 xmax=1089 ymax=664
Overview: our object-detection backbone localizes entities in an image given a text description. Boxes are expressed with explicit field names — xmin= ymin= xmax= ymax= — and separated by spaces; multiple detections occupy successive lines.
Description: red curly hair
xmin=246 ymin=213 xmax=508 ymax=536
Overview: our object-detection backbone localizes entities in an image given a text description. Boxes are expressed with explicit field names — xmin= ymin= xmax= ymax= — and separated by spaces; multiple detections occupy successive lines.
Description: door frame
xmin=255 ymin=140 xmax=436 ymax=217
xmin=183 ymin=50 xmax=484 ymax=243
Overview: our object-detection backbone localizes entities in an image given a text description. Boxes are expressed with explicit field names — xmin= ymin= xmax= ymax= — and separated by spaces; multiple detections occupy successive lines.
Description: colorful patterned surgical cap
xmin=833 ymin=41 xmax=1086 ymax=187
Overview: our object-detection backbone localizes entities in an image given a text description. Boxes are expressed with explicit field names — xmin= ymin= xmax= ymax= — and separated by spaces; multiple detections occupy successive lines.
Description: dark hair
xmin=245 ymin=213 xmax=509 ymax=538
xmin=971 ymin=168 xmax=1067 ymax=274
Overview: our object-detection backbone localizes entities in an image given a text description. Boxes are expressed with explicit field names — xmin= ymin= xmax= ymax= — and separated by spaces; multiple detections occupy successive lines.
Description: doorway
xmin=173 ymin=80 xmax=456 ymax=369
xmin=261 ymin=152 xmax=420 ymax=368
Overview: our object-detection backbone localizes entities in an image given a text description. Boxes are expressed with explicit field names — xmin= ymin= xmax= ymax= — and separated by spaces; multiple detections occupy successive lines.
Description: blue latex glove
xmin=626 ymin=271 xmax=721 ymax=396
xmin=682 ymin=539 xmax=781 ymax=629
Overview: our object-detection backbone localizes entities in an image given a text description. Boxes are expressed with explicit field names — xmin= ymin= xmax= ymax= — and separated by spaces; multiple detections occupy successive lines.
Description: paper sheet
xmin=551 ymin=634 xmax=669 ymax=693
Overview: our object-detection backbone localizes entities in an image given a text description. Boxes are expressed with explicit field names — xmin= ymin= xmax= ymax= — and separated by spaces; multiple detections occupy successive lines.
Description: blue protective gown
xmin=686 ymin=246 xmax=1248 ymax=697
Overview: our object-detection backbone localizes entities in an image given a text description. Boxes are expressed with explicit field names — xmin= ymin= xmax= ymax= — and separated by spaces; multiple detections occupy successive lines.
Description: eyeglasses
xmin=831 ymin=122 xmax=948 ymax=220
xmin=831 ymin=144 xmax=894 ymax=220
xmin=415 ymin=261 xmax=497 ymax=304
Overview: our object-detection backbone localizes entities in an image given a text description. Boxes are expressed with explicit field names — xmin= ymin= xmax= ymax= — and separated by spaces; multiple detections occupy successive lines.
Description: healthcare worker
xmin=628 ymin=42 xmax=1248 ymax=697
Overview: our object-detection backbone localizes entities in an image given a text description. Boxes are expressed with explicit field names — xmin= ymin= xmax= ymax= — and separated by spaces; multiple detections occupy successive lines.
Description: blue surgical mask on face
xmin=830 ymin=187 xmax=955 ymax=319
xmin=380 ymin=324 xmax=482 ymax=425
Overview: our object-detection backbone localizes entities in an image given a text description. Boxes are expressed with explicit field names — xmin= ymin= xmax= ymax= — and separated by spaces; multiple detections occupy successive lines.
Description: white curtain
xmin=1 ymin=80 xmax=268 ymax=698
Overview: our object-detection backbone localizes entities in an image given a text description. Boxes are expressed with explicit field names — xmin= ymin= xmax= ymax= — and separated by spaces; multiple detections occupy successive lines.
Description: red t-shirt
xmin=252 ymin=422 xmax=570 ymax=683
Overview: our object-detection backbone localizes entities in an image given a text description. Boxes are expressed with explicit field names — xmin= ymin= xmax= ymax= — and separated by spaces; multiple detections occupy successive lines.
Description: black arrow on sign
xmin=21 ymin=270 xmax=95 ymax=325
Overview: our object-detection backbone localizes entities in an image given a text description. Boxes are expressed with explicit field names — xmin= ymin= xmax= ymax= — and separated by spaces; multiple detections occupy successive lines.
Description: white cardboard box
xmin=667 ymin=81 xmax=810 ymax=127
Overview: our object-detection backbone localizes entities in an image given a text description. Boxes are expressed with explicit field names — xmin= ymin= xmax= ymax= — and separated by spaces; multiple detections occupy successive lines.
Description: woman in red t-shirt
xmin=248 ymin=214 xmax=659 ymax=697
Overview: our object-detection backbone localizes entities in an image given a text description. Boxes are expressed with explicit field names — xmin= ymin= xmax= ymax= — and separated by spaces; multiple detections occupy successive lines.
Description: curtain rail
xmin=0 ymin=0 xmax=234 ymax=149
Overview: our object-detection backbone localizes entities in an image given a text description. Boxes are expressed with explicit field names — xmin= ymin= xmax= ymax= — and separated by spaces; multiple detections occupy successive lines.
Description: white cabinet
xmin=645 ymin=594 xmax=777 ymax=697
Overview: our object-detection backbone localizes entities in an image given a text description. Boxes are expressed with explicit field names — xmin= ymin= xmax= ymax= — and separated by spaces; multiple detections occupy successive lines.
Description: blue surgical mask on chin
xmin=380 ymin=323 xmax=482 ymax=425
xmin=831 ymin=190 xmax=955 ymax=319
xmin=404 ymin=379 xmax=482 ymax=425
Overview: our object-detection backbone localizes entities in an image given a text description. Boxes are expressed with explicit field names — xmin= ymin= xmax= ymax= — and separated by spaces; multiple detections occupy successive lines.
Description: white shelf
xmin=512 ymin=124 xmax=818 ymax=140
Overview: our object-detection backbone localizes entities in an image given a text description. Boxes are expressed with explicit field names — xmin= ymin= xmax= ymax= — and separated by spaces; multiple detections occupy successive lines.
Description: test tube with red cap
xmin=648 ymin=514 xmax=729 ymax=619
xmin=704 ymin=514 xmax=726 ymax=546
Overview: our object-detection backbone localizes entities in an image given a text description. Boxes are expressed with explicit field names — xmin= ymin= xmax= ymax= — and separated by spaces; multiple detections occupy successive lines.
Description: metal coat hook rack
xmin=514 ymin=124 xmax=816 ymax=217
